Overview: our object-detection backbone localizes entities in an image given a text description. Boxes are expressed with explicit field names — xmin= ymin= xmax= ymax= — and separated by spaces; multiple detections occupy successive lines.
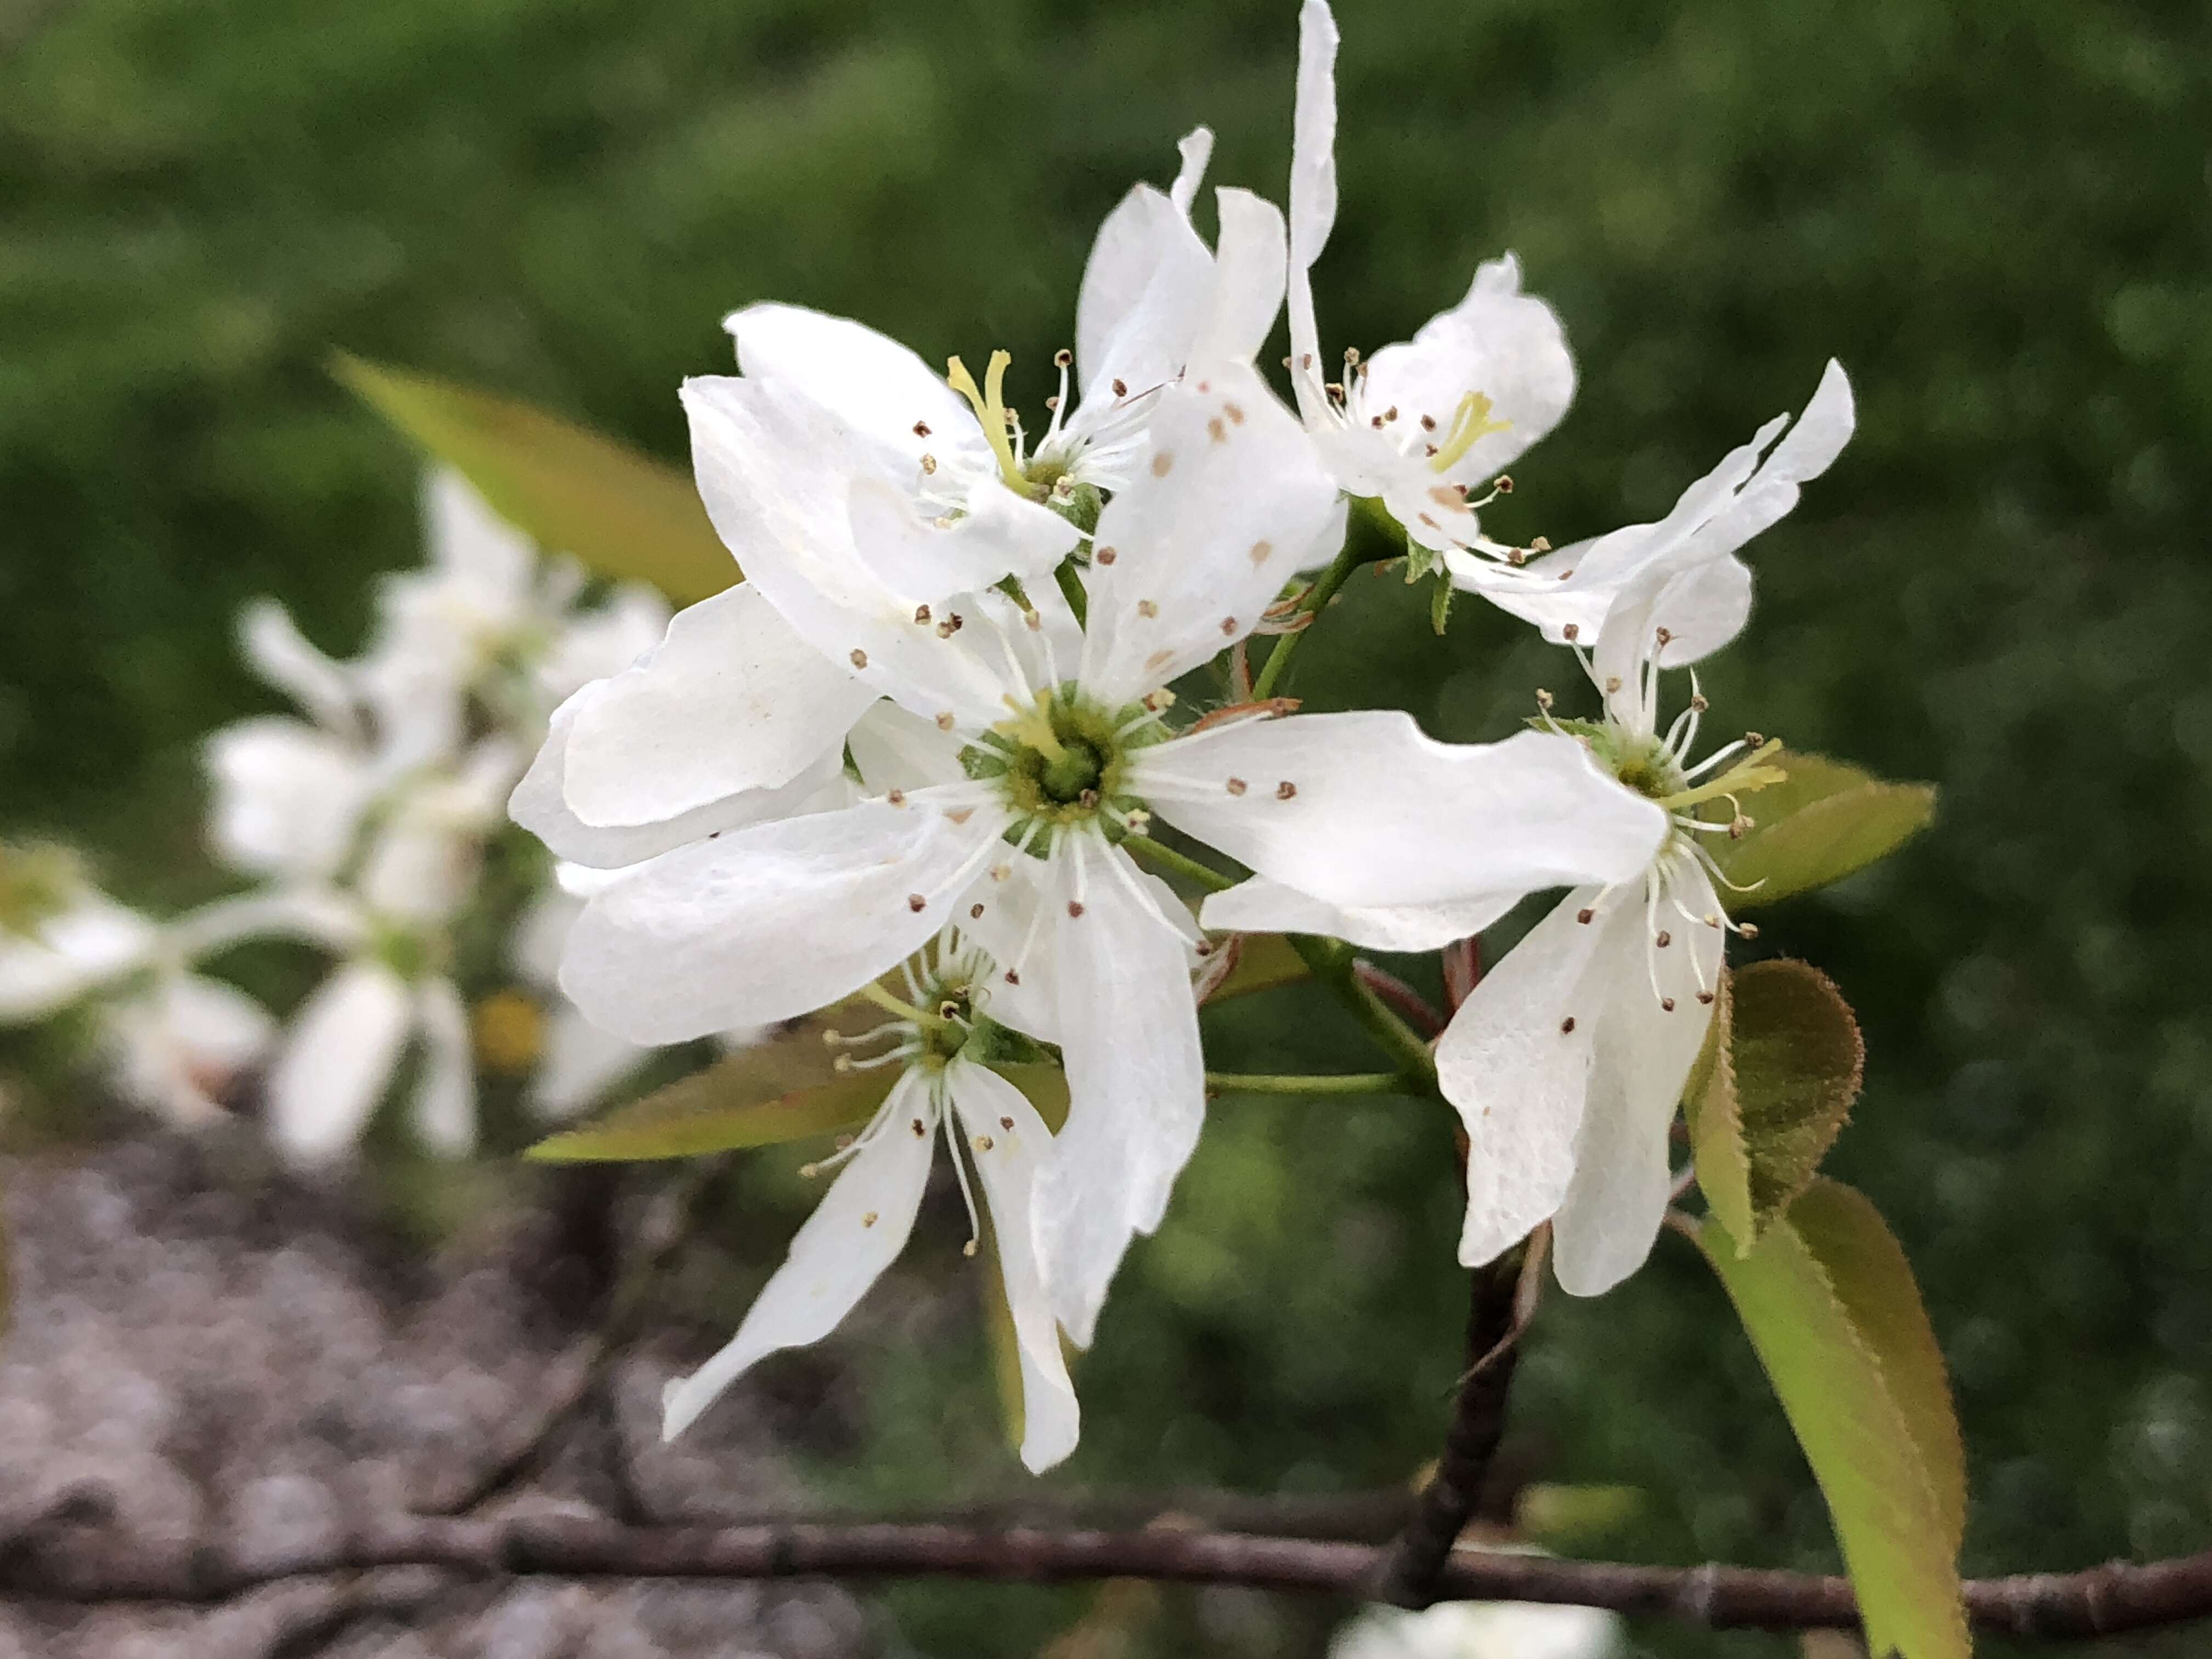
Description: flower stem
xmin=1251 ymin=496 xmax=1404 ymax=701
xmin=1204 ymin=1070 xmax=1401 ymax=1096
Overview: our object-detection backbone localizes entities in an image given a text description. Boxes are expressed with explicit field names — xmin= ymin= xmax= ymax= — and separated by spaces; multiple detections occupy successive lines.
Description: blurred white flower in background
xmin=1329 ymin=1598 xmax=1623 ymax=1659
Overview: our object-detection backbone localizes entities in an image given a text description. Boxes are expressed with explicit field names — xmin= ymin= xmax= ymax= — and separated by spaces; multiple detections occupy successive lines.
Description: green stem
xmin=1250 ymin=496 xmax=1406 ymax=702
xmin=1205 ymin=1070 xmax=1401 ymax=1096
xmin=1122 ymin=833 xmax=1235 ymax=893
xmin=1053 ymin=557 xmax=1088 ymax=627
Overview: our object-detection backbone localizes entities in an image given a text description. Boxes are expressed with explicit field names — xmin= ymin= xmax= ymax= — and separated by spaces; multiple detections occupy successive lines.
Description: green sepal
xmin=1687 ymin=961 xmax=1865 ymax=1249
xmin=1697 ymin=1181 xmax=1968 ymax=1659
xmin=332 ymin=353 xmax=737 ymax=603
xmin=1711 ymin=750 xmax=1937 ymax=909
xmin=1200 ymin=933 xmax=1312 ymax=1005
xmin=526 ymin=1061 xmax=894 ymax=1163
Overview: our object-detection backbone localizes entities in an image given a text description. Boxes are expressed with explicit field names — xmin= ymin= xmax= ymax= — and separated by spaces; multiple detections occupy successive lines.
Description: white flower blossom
xmin=1437 ymin=549 xmax=1795 ymax=1295
xmin=1330 ymin=1596 xmax=1623 ymax=1659
xmin=659 ymin=931 xmax=1079 ymax=1473
xmin=535 ymin=344 xmax=1664 ymax=1347
xmin=1286 ymin=0 xmax=1576 ymax=568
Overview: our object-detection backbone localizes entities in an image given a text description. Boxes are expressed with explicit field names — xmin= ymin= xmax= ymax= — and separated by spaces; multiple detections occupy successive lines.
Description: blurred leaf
xmin=978 ymin=1209 xmax=1025 ymax=1458
xmin=1198 ymin=933 xmax=1311 ymax=1005
xmin=1514 ymin=1482 xmax=1645 ymax=1548
xmin=1699 ymin=1181 xmax=1968 ymax=1659
xmin=1714 ymin=752 xmax=1937 ymax=909
xmin=331 ymin=353 xmax=736 ymax=603
xmin=991 ymin=1061 xmax=1070 ymax=1134
xmin=1691 ymin=962 xmax=1866 ymax=1249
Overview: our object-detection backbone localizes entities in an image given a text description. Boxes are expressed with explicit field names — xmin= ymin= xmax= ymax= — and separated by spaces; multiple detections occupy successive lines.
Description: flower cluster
xmin=512 ymin=0 xmax=1855 ymax=1470
xmin=1 ymin=469 xmax=674 ymax=1163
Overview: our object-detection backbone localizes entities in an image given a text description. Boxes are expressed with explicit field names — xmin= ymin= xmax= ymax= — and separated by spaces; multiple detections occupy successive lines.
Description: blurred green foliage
xmin=4 ymin=0 xmax=2211 ymax=1654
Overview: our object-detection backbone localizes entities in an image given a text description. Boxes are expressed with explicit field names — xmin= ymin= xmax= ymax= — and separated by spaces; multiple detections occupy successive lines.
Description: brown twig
xmin=1370 ymin=1244 xmax=1528 ymax=1606
xmin=9 ymin=1511 xmax=2212 ymax=1638
xmin=1350 ymin=961 xmax=1448 ymax=1039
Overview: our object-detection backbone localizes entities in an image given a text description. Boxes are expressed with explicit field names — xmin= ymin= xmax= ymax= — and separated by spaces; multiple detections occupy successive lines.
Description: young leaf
xmin=1683 ymin=969 xmax=1753 ymax=1243
xmin=1699 ymin=1181 xmax=1968 ymax=1659
xmin=332 ymin=353 xmax=737 ymax=603
xmin=1713 ymin=751 xmax=1936 ymax=909
xmin=1733 ymin=961 xmax=1865 ymax=1235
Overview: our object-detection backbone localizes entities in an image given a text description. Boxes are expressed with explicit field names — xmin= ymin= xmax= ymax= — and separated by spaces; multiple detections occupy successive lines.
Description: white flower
xmin=1446 ymin=360 xmax=1855 ymax=644
xmin=1286 ymin=0 xmax=1576 ymax=565
xmin=540 ymin=357 xmax=1663 ymax=1346
xmin=1436 ymin=551 xmax=1790 ymax=1295
xmin=1330 ymin=1597 xmax=1623 ymax=1659
xmin=659 ymin=931 xmax=1079 ymax=1473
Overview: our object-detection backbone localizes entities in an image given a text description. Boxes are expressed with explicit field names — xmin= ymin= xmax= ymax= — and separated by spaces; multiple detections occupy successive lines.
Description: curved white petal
xmin=1187 ymin=188 xmax=1288 ymax=373
xmin=267 ymin=959 xmax=413 ymax=1166
xmin=1435 ymin=888 xmax=1616 ymax=1267
xmin=238 ymin=600 xmax=360 ymax=738
xmin=410 ymin=976 xmax=477 ymax=1158
xmin=170 ymin=888 xmax=365 ymax=957
xmin=845 ymin=475 xmax=1077 ymax=605
xmin=1137 ymin=718 xmax=1665 ymax=910
xmin=204 ymin=717 xmax=375 ymax=884
xmin=1552 ymin=860 xmax=1726 ymax=1296
xmin=1034 ymin=838 xmax=1204 ymax=1347
xmin=1076 ymin=171 xmax=1212 ymax=400
xmin=563 ymin=582 xmax=874 ymax=828
xmin=425 ymin=467 xmax=537 ymax=605
xmin=1287 ymin=0 xmax=1341 ymax=423
xmin=106 ymin=971 xmax=274 ymax=1125
xmin=950 ymin=1062 xmax=1081 ymax=1472
xmin=529 ymin=1004 xmax=651 ymax=1122
xmin=662 ymin=1069 xmax=938 ymax=1440
xmin=1169 ymin=126 xmax=1214 ymax=215
xmin=0 ymin=897 xmax=157 ymax=1020
xmin=1199 ymin=875 xmax=1515 ymax=953
xmin=1077 ymin=370 xmax=1345 ymax=703
xmin=847 ymin=699 xmax=968 ymax=795
xmin=559 ymin=791 xmax=1008 ymax=1043
xmin=511 ymin=692 xmax=850 ymax=868
xmin=1359 ymin=255 xmax=1577 ymax=488
xmin=951 ymin=860 xmax=1064 ymax=1042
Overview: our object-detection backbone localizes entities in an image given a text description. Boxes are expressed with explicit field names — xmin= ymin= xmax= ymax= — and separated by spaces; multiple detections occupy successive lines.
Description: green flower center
xmin=962 ymin=685 xmax=1163 ymax=853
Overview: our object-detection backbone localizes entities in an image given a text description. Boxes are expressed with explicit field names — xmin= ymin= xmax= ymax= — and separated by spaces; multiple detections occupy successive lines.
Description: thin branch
xmin=1371 ymin=1244 xmax=1529 ymax=1606
xmin=11 ymin=1511 xmax=2212 ymax=1638
xmin=1351 ymin=961 xmax=1448 ymax=1039
xmin=1204 ymin=1070 xmax=1403 ymax=1096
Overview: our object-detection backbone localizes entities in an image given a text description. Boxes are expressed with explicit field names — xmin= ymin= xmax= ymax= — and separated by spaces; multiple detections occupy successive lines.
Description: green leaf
xmin=332 ymin=353 xmax=737 ymax=603
xmin=1691 ymin=962 xmax=1866 ymax=1248
xmin=1699 ymin=1181 xmax=1968 ymax=1659
xmin=1713 ymin=751 xmax=1937 ymax=909
xmin=1198 ymin=933 xmax=1312 ymax=1006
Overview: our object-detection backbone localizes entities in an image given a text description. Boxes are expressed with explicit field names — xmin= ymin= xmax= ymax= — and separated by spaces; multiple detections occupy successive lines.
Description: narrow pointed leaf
xmin=332 ymin=353 xmax=737 ymax=602
xmin=1699 ymin=1181 xmax=1968 ymax=1659
xmin=978 ymin=1209 xmax=1027 ymax=1457
xmin=1714 ymin=752 xmax=1936 ymax=909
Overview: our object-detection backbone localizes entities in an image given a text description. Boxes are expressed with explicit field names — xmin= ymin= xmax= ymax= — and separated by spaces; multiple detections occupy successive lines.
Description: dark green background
xmin=5 ymin=0 xmax=2209 ymax=1652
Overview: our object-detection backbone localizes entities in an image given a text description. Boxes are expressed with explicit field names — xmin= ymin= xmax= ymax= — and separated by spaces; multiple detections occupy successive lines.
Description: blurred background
xmin=3 ymin=0 xmax=2210 ymax=1653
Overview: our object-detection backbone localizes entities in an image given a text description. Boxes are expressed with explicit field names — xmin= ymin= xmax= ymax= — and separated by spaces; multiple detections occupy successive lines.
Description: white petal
xmin=1077 ymin=371 xmax=1345 ymax=702
xmin=1169 ymin=126 xmax=1214 ymax=215
xmin=662 ymin=1069 xmax=938 ymax=1440
xmin=1552 ymin=860 xmax=1726 ymax=1295
xmin=203 ymin=717 xmax=375 ymax=884
xmin=1760 ymin=358 xmax=1855 ymax=487
xmin=511 ymin=691 xmax=850 ymax=868
xmin=267 ymin=959 xmax=413 ymax=1166
xmin=425 ymin=467 xmax=537 ymax=603
xmin=1075 ymin=179 xmax=1211 ymax=400
xmin=1198 ymin=875 xmax=1515 ymax=953
xmin=950 ymin=1063 xmax=1081 ymax=1472
xmin=847 ymin=699 xmax=969 ymax=794
xmin=725 ymin=303 xmax=986 ymax=484
xmin=170 ymin=888 xmax=366 ymax=958
xmin=0 ymin=897 xmax=157 ymax=1020
xmin=1137 ymin=718 xmax=1665 ymax=910
xmin=559 ymin=791 xmax=1008 ymax=1043
xmin=1359 ymin=254 xmax=1577 ymax=487
xmin=1034 ymin=838 xmax=1204 ymax=1347
xmin=1287 ymin=0 xmax=1340 ymax=423
xmin=529 ymin=1004 xmax=651 ymax=1121
xmin=1434 ymin=888 xmax=1615 ymax=1267
xmin=238 ymin=600 xmax=360 ymax=738
xmin=951 ymin=860 xmax=1064 ymax=1042
xmin=410 ymin=977 xmax=477 ymax=1157
xmin=510 ymin=886 xmax=582 ymax=989
xmin=1186 ymin=188 xmax=1288 ymax=372
xmin=845 ymin=475 xmax=1077 ymax=605
xmin=563 ymin=583 xmax=874 ymax=827
xmin=106 ymin=972 xmax=274 ymax=1126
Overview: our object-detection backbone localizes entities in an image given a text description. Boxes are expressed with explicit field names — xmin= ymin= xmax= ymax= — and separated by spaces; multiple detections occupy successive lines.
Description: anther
xmin=1494 ymin=475 xmax=1514 ymax=494
xmin=913 ymin=421 xmax=931 ymax=437
xmin=1745 ymin=731 xmax=1765 ymax=746
xmin=831 ymin=1056 xmax=853 ymax=1074
xmin=1325 ymin=381 xmax=1345 ymax=398
xmin=1369 ymin=415 xmax=1385 ymax=430
xmin=863 ymin=1211 xmax=879 ymax=1227
xmin=1604 ymin=676 xmax=1622 ymax=693
xmin=850 ymin=648 xmax=869 ymax=668
xmin=1420 ymin=414 xmax=1437 ymax=431
xmin=1095 ymin=546 xmax=1118 ymax=565
xmin=1225 ymin=777 xmax=1248 ymax=796
xmin=1111 ymin=377 xmax=1129 ymax=396
xmin=1193 ymin=939 xmax=1215 ymax=956
xmin=963 ymin=1239 xmax=980 ymax=1258
xmin=1276 ymin=780 xmax=1297 ymax=800
xmin=906 ymin=893 xmax=926 ymax=912
xmin=1739 ymin=923 xmax=1760 ymax=940
xmin=920 ymin=454 xmax=938 ymax=475
xmin=1224 ymin=403 xmax=1245 ymax=425
xmin=1562 ymin=623 xmax=1581 ymax=642
xmin=1508 ymin=548 xmax=1527 ymax=566
xmin=1531 ymin=535 xmax=1552 ymax=552
xmin=1690 ymin=694 xmax=1711 ymax=713
xmin=1697 ymin=991 xmax=1716 ymax=1005
xmin=1220 ymin=616 xmax=1237 ymax=635
xmin=1655 ymin=930 xmax=1672 ymax=947
xmin=1054 ymin=348 xmax=1073 ymax=367
xmin=1536 ymin=689 xmax=1555 ymax=710
xmin=939 ymin=1000 xmax=961 ymax=1020
xmin=1384 ymin=405 xmax=1399 ymax=422
xmin=969 ymin=902 xmax=985 ymax=919
xmin=1344 ymin=346 xmax=1361 ymax=366
xmin=886 ymin=788 xmax=905 ymax=806
xmin=1066 ymin=900 xmax=1085 ymax=917
xmin=1024 ymin=609 xmax=1042 ymax=631
xmin=1576 ymin=907 xmax=1594 ymax=924
xmin=911 ymin=1118 xmax=926 ymax=1137
xmin=936 ymin=712 xmax=956 ymax=731
xmin=937 ymin=614 xmax=964 ymax=637
xmin=999 ymin=1115 xmax=1014 ymax=1130
xmin=1654 ymin=626 xmax=1674 ymax=647
xmin=915 ymin=603 xmax=932 ymax=624
xmin=1077 ymin=788 xmax=1100 ymax=808
xmin=1137 ymin=599 xmax=1159 ymax=617
xmin=1004 ymin=969 xmax=1020 ymax=984
xmin=1560 ymin=1016 xmax=1577 ymax=1034
xmin=1661 ymin=997 xmax=1677 ymax=1012
xmin=972 ymin=1135 xmax=996 ymax=1154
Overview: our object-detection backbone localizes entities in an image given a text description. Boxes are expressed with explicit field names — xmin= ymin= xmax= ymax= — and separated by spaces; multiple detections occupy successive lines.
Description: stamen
xmin=940 ymin=1102 xmax=984 ymax=1259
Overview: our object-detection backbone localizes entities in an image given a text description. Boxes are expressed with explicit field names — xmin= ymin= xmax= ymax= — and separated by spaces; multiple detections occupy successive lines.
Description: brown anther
xmin=1325 ymin=382 xmax=1345 ymax=398
xmin=863 ymin=1211 xmax=879 ymax=1227
xmin=936 ymin=712 xmax=956 ymax=730
xmin=969 ymin=902 xmax=985 ymax=919
xmin=1508 ymin=548 xmax=1527 ymax=566
xmin=1193 ymin=939 xmax=1215 ymax=956
xmin=1066 ymin=900 xmax=1085 ymax=918
xmin=1560 ymin=1016 xmax=1577 ymax=1034
xmin=1728 ymin=816 xmax=1751 ymax=840
xmin=1493 ymin=474 xmax=1514 ymax=493
xmin=1577 ymin=907 xmax=1595 ymax=924
xmin=1531 ymin=535 xmax=1552 ymax=552
xmin=1739 ymin=923 xmax=1760 ymax=940
xmin=1420 ymin=413 xmax=1437 ymax=431
xmin=920 ymin=453 xmax=938 ymax=475
xmin=1137 ymin=599 xmax=1159 ymax=618
xmin=1690 ymin=694 xmax=1710 ymax=713
xmin=939 ymin=1000 xmax=960 ymax=1020
xmin=1004 ymin=969 xmax=1020 ymax=984
xmin=1344 ymin=346 xmax=1361 ymax=366
xmin=886 ymin=788 xmax=905 ymax=806
xmin=1209 ymin=416 xmax=1228 ymax=442
xmin=1112 ymin=377 xmax=1129 ymax=397
xmin=1536 ymin=689 xmax=1555 ymax=709
xmin=1095 ymin=546 xmax=1118 ymax=565
xmin=1604 ymin=675 xmax=1622 ymax=693
xmin=910 ymin=1119 xmax=926 ymax=1137
xmin=1655 ymin=930 xmax=1672 ymax=947
xmin=1077 ymin=788 xmax=1100 ymax=808
xmin=974 ymin=1135 xmax=995 ymax=1152
xmin=906 ymin=893 xmax=926 ymax=912
xmin=1424 ymin=444 xmax=1439 ymax=458
xmin=913 ymin=421 xmax=932 ymax=437
xmin=1697 ymin=991 xmax=1716 ymax=1005
xmin=850 ymin=648 xmax=869 ymax=668
xmin=1745 ymin=731 xmax=1765 ymax=746
xmin=1044 ymin=394 xmax=1061 ymax=411
xmin=1225 ymin=777 xmax=1248 ymax=796
xmin=914 ymin=603 xmax=932 ymax=624
xmin=1370 ymin=415 xmax=1386 ymax=429
xmin=1224 ymin=402 xmax=1245 ymax=425
xmin=937 ymin=613 xmax=964 ymax=637
xmin=1248 ymin=540 xmax=1272 ymax=566
xmin=1661 ymin=997 xmax=1677 ymax=1012
xmin=1654 ymin=625 xmax=1674 ymax=647
xmin=1054 ymin=347 xmax=1073 ymax=367
xmin=1220 ymin=615 xmax=1237 ymax=635
xmin=1276 ymin=780 xmax=1297 ymax=800
xmin=1151 ymin=452 xmax=1175 ymax=477
xmin=1000 ymin=1116 xmax=1014 ymax=1130
xmin=1562 ymin=623 xmax=1581 ymax=642
xmin=1384 ymin=405 xmax=1399 ymax=422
